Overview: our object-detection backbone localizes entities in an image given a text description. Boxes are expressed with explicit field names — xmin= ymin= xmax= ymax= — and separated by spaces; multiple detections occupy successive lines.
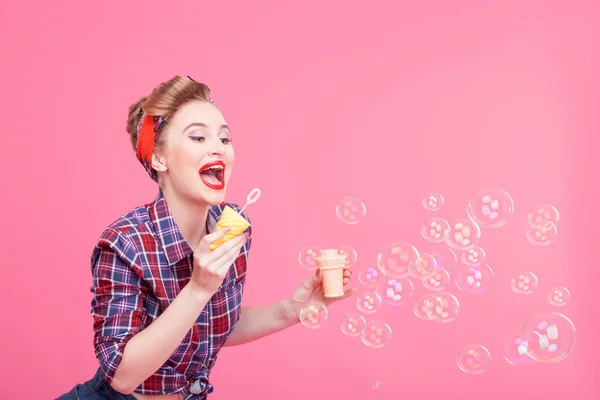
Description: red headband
xmin=136 ymin=114 xmax=167 ymax=181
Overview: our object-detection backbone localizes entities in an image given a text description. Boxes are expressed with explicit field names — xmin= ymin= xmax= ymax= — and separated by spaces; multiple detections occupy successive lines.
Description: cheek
xmin=174 ymin=145 xmax=203 ymax=166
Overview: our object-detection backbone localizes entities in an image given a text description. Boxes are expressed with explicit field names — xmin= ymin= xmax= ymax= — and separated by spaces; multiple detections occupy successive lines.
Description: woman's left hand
xmin=284 ymin=260 xmax=356 ymax=321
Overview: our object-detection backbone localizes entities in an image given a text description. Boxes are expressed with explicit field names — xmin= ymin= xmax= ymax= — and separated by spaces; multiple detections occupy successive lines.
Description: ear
xmin=151 ymin=152 xmax=168 ymax=173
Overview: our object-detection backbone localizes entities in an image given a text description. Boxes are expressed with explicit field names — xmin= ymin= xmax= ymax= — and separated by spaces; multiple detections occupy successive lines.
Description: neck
xmin=160 ymin=186 xmax=210 ymax=249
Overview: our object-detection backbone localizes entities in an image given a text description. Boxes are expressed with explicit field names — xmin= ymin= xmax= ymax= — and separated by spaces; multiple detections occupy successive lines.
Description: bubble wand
xmin=239 ymin=188 xmax=261 ymax=215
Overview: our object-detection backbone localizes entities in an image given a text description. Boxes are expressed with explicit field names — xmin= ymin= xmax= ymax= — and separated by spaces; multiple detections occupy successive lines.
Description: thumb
xmin=340 ymin=287 xmax=357 ymax=300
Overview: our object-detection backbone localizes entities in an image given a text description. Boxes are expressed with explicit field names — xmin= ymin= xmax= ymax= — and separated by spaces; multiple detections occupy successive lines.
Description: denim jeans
xmin=55 ymin=368 xmax=138 ymax=400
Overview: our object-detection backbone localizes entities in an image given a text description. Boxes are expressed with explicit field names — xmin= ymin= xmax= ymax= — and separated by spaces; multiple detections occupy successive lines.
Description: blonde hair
xmin=125 ymin=75 xmax=212 ymax=159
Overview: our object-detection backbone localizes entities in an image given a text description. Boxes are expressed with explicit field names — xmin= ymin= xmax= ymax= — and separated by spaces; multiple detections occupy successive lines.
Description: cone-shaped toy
xmin=209 ymin=206 xmax=251 ymax=251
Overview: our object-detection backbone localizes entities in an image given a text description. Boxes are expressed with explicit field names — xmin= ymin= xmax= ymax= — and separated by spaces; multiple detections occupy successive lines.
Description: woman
xmin=57 ymin=76 xmax=355 ymax=400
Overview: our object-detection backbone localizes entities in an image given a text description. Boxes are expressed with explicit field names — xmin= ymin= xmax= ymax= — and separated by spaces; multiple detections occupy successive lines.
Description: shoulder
xmin=93 ymin=205 xmax=150 ymax=265
xmin=105 ymin=203 xmax=151 ymax=234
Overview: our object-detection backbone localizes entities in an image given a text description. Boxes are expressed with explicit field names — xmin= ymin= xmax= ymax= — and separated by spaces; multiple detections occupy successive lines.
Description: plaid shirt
xmin=90 ymin=190 xmax=251 ymax=399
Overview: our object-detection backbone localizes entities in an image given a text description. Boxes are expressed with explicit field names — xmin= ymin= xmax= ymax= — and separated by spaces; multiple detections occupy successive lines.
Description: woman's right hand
xmin=190 ymin=227 xmax=249 ymax=296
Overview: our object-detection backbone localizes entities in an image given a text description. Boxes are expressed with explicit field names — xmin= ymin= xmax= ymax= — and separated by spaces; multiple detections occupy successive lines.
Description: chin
xmin=199 ymin=188 xmax=227 ymax=206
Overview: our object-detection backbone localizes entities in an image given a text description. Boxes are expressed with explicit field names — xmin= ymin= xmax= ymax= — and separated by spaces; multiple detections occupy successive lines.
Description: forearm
xmin=224 ymin=301 xmax=299 ymax=346
xmin=111 ymin=283 xmax=212 ymax=394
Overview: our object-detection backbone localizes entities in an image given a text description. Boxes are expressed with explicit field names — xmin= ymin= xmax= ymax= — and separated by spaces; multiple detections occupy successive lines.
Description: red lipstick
xmin=199 ymin=160 xmax=226 ymax=190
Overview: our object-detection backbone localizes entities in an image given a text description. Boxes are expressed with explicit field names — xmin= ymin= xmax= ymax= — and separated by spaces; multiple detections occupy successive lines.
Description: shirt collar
xmin=148 ymin=191 xmax=221 ymax=266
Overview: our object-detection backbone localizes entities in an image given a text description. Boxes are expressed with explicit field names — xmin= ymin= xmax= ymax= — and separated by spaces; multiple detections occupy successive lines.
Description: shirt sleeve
xmin=90 ymin=228 xmax=145 ymax=384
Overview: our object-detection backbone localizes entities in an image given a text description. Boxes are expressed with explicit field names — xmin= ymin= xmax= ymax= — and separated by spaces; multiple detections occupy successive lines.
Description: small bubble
xmin=528 ymin=204 xmax=560 ymax=229
xmin=356 ymin=292 xmax=382 ymax=314
xmin=336 ymin=197 xmax=367 ymax=225
xmin=526 ymin=222 xmax=558 ymax=246
xmin=467 ymin=188 xmax=515 ymax=228
xmin=461 ymin=246 xmax=486 ymax=266
xmin=510 ymin=271 xmax=539 ymax=295
xmin=422 ymin=193 xmax=444 ymax=211
xmin=547 ymin=286 xmax=571 ymax=306
xmin=421 ymin=217 xmax=450 ymax=244
xmin=455 ymin=263 xmax=494 ymax=293
xmin=298 ymin=246 xmax=323 ymax=270
xmin=372 ymin=381 xmax=383 ymax=390
xmin=299 ymin=300 xmax=328 ymax=329
xmin=445 ymin=218 xmax=481 ymax=251
xmin=340 ymin=313 xmax=366 ymax=337
xmin=361 ymin=320 xmax=393 ymax=348
xmin=457 ymin=344 xmax=492 ymax=374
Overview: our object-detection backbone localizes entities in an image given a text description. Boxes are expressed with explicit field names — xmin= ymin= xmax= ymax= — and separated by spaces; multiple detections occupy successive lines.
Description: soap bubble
xmin=461 ymin=246 xmax=486 ymax=267
xmin=526 ymin=222 xmax=558 ymax=246
xmin=337 ymin=245 xmax=358 ymax=266
xmin=377 ymin=242 xmax=420 ymax=278
xmin=372 ymin=381 xmax=383 ymax=390
xmin=503 ymin=337 xmax=536 ymax=365
xmin=467 ymin=188 xmax=514 ymax=228
xmin=356 ymin=292 xmax=382 ymax=314
xmin=422 ymin=193 xmax=444 ymax=211
xmin=340 ymin=313 xmax=366 ymax=337
xmin=422 ymin=268 xmax=450 ymax=291
xmin=510 ymin=271 xmax=539 ymax=295
xmin=358 ymin=267 xmax=381 ymax=288
xmin=376 ymin=277 xmax=414 ymax=306
xmin=455 ymin=263 xmax=494 ymax=293
xmin=421 ymin=217 xmax=450 ymax=244
xmin=547 ymin=286 xmax=571 ymax=306
xmin=528 ymin=204 xmax=559 ymax=229
xmin=413 ymin=294 xmax=444 ymax=321
xmin=409 ymin=252 xmax=437 ymax=279
xmin=457 ymin=344 xmax=492 ymax=374
xmin=336 ymin=196 xmax=367 ymax=225
xmin=298 ymin=246 xmax=323 ymax=270
xmin=444 ymin=218 xmax=481 ymax=251
xmin=361 ymin=320 xmax=393 ymax=348
xmin=521 ymin=312 xmax=576 ymax=363
xmin=426 ymin=292 xmax=460 ymax=323
xmin=299 ymin=300 xmax=328 ymax=329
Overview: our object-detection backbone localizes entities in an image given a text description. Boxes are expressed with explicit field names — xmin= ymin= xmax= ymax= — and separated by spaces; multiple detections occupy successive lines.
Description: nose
xmin=208 ymin=136 xmax=225 ymax=156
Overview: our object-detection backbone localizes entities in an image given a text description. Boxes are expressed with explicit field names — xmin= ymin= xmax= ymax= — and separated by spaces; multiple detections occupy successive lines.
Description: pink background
xmin=1 ymin=1 xmax=598 ymax=399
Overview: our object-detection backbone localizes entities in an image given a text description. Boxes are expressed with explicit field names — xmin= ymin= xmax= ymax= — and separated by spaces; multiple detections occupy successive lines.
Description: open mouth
xmin=199 ymin=161 xmax=226 ymax=190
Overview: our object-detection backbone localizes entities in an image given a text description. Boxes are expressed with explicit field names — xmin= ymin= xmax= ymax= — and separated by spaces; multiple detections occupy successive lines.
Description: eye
xmin=221 ymin=138 xmax=232 ymax=144
xmin=190 ymin=136 xmax=205 ymax=142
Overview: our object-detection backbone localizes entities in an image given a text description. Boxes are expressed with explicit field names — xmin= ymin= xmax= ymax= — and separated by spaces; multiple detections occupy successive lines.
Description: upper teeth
xmin=206 ymin=165 xmax=223 ymax=170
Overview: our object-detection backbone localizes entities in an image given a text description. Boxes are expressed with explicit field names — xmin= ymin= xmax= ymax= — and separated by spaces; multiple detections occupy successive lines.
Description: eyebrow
xmin=183 ymin=122 xmax=231 ymax=134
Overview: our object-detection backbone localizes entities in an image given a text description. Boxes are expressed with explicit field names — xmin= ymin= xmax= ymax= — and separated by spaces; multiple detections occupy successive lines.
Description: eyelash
xmin=190 ymin=136 xmax=232 ymax=144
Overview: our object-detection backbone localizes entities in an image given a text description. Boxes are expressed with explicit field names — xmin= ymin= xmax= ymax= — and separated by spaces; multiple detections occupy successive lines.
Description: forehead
xmin=169 ymin=100 xmax=227 ymax=130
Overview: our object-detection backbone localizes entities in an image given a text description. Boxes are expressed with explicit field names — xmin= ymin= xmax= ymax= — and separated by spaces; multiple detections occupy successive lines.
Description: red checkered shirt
xmin=90 ymin=190 xmax=251 ymax=399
